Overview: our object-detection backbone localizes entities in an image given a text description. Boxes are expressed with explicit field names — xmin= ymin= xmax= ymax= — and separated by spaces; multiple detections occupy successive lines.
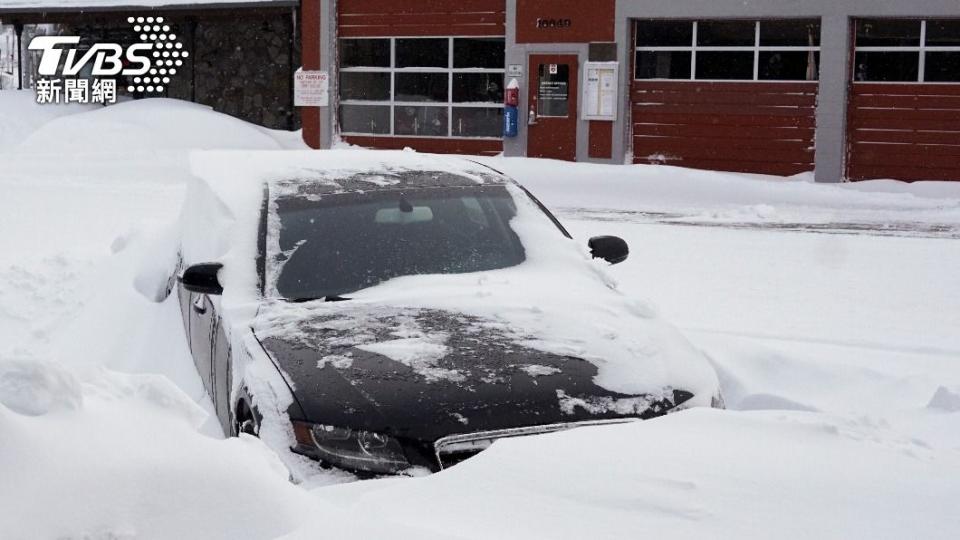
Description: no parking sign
xmin=294 ymin=69 xmax=329 ymax=107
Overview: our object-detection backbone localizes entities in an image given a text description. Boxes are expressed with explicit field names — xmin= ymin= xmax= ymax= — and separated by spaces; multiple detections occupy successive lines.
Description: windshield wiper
xmin=287 ymin=295 xmax=351 ymax=303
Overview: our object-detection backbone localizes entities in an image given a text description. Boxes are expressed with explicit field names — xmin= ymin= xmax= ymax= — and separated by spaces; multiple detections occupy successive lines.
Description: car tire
xmin=234 ymin=394 xmax=262 ymax=437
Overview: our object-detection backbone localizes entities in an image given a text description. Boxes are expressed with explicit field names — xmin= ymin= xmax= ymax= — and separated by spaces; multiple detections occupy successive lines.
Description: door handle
xmin=192 ymin=294 xmax=207 ymax=315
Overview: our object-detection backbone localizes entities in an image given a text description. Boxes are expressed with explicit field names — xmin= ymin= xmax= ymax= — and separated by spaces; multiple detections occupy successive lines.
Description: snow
xmin=356 ymin=338 xmax=458 ymax=383
xmin=17 ymin=98 xmax=297 ymax=153
xmin=0 ymin=90 xmax=96 ymax=148
xmin=555 ymin=389 xmax=658 ymax=416
xmin=518 ymin=364 xmax=560 ymax=377
xmin=1 ymin=94 xmax=959 ymax=539
xmin=0 ymin=363 xmax=315 ymax=540
xmin=285 ymin=408 xmax=960 ymax=540
xmin=0 ymin=358 xmax=83 ymax=416
xmin=473 ymin=158 xmax=960 ymax=231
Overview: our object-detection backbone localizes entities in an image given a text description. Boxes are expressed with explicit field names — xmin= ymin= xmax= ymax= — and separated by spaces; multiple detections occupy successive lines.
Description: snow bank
xmin=0 ymin=90 xmax=96 ymax=148
xmin=0 ymin=181 xmax=324 ymax=539
xmin=283 ymin=408 xmax=960 ymax=540
xmin=0 ymin=358 xmax=83 ymax=416
xmin=17 ymin=98 xmax=285 ymax=153
xmin=842 ymin=178 xmax=960 ymax=199
xmin=3 ymin=92 xmax=959 ymax=539
xmin=477 ymin=157 xmax=960 ymax=226
xmin=567 ymin=220 xmax=960 ymax=370
xmin=0 ymin=362 xmax=315 ymax=540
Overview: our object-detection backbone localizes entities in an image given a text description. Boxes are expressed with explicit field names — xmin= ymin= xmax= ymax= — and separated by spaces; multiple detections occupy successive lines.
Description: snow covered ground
xmin=1 ymin=95 xmax=958 ymax=539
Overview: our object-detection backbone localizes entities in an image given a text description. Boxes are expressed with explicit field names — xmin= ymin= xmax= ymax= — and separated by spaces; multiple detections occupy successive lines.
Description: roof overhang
xmin=0 ymin=1 xmax=298 ymax=23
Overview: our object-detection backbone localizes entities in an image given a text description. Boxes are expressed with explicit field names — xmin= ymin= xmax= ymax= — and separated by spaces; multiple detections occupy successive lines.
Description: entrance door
xmin=528 ymin=54 xmax=578 ymax=161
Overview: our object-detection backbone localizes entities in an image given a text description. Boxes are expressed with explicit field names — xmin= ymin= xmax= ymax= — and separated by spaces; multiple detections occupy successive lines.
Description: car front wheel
xmin=234 ymin=396 xmax=261 ymax=437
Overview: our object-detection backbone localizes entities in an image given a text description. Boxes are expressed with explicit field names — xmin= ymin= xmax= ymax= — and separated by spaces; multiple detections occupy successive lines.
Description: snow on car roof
xmin=190 ymin=149 xmax=506 ymax=213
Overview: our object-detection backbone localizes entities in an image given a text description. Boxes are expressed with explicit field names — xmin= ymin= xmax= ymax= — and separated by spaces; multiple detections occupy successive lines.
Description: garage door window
xmin=635 ymin=19 xmax=820 ymax=81
xmin=339 ymin=37 xmax=505 ymax=138
xmin=854 ymin=19 xmax=960 ymax=82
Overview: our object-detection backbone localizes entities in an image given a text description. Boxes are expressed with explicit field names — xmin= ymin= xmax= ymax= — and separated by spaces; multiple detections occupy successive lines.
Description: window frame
xmin=854 ymin=19 xmax=960 ymax=84
xmin=338 ymin=36 xmax=506 ymax=139
xmin=633 ymin=19 xmax=821 ymax=82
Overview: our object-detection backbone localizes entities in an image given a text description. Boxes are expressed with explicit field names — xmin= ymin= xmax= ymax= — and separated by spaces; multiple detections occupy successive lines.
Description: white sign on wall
xmin=582 ymin=61 xmax=618 ymax=121
xmin=294 ymin=69 xmax=329 ymax=107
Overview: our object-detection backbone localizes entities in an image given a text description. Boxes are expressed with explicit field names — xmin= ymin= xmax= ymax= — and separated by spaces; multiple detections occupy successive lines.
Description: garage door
xmin=847 ymin=18 xmax=960 ymax=182
xmin=631 ymin=19 xmax=819 ymax=176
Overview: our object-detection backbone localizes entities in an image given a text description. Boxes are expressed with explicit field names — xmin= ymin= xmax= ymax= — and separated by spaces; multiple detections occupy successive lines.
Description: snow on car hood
xmin=252 ymin=304 xmax=695 ymax=440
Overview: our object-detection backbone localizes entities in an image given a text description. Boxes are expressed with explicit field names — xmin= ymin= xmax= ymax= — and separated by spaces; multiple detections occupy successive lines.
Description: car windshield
xmin=271 ymin=185 xmax=526 ymax=300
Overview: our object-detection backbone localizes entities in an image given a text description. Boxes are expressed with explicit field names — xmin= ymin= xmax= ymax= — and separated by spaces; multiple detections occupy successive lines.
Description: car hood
xmin=254 ymin=304 xmax=692 ymax=442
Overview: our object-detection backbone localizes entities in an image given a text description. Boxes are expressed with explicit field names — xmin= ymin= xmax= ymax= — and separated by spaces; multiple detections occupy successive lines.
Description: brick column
xmin=301 ymin=0 xmax=322 ymax=149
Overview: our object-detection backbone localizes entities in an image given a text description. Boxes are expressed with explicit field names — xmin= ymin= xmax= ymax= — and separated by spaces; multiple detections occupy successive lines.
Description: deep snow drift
xmin=0 ymin=90 xmax=96 ymax=148
xmin=16 ymin=97 xmax=307 ymax=153
xmin=1 ymin=95 xmax=958 ymax=539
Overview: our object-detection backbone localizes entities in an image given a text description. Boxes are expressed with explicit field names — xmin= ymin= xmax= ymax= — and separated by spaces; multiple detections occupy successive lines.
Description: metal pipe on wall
xmin=14 ymin=21 xmax=23 ymax=90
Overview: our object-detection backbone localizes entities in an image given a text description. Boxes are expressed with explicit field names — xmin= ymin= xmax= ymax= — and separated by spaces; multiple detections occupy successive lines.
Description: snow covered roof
xmin=191 ymin=149 xmax=508 ymax=217
xmin=0 ymin=0 xmax=296 ymax=14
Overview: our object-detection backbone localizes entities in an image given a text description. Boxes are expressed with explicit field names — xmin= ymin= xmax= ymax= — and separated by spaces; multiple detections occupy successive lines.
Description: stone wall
xmin=170 ymin=12 xmax=299 ymax=130
xmin=67 ymin=8 xmax=299 ymax=130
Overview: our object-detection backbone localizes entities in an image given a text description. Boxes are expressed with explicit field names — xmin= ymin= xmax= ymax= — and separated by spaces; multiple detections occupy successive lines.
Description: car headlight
xmin=292 ymin=422 xmax=410 ymax=474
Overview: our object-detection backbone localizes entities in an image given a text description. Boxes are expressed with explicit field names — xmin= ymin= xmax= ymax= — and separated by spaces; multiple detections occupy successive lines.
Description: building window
xmin=338 ymin=37 xmax=505 ymax=138
xmin=634 ymin=19 xmax=820 ymax=81
xmin=854 ymin=19 xmax=960 ymax=82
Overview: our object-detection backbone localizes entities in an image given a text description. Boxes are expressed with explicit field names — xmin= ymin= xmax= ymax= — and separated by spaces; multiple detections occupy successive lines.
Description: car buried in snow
xmin=168 ymin=151 xmax=721 ymax=476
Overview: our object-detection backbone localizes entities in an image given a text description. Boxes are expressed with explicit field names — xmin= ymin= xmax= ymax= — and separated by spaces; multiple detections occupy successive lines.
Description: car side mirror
xmin=588 ymin=236 xmax=629 ymax=265
xmin=179 ymin=263 xmax=224 ymax=295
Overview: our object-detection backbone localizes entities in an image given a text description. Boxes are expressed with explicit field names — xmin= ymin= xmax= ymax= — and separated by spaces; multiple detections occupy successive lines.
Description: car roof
xmin=271 ymin=167 xmax=513 ymax=201
xmin=189 ymin=150 xmax=511 ymax=212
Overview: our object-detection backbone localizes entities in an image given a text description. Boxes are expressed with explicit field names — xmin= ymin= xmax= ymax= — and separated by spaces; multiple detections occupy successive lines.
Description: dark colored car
xmin=169 ymin=151 xmax=720 ymax=476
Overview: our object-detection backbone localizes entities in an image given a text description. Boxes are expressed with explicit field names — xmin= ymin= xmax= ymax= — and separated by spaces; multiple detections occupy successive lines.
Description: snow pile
xmin=0 ymin=358 xmax=83 ymax=416
xmin=1 ymin=96 xmax=959 ymax=539
xmin=0 ymin=96 xmax=330 ymax=537
xmin=284 ymin=409 xmax=960 ymax=539
xmin=0 ymin=172 xmax=322 ymax=538
xmin=0 ymin=360 xmax=315 ymax=540
xmin=477 ymin=157 xmax=960 ymax=227
xmin=0 ymin=90 xmax=96 ymax=148
xmin=16 ymin=98 xmax=285 ymax=153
